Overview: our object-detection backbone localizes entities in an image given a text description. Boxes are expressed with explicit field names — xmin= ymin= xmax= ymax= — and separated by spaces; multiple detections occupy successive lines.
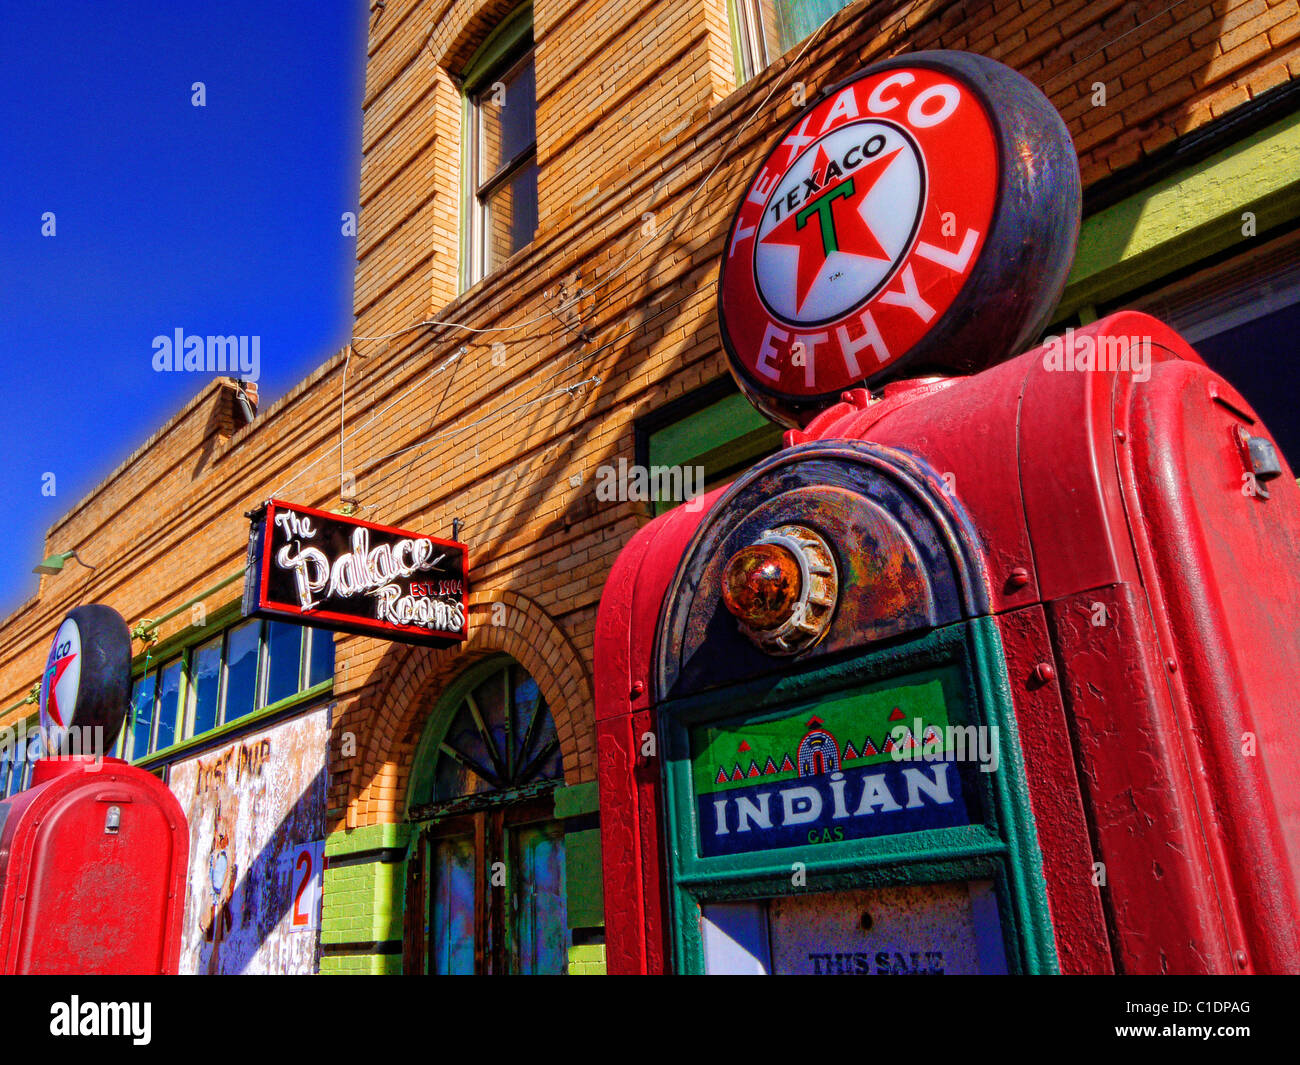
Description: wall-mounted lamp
xmin=33 ymin=549 xmax=96 ymax=576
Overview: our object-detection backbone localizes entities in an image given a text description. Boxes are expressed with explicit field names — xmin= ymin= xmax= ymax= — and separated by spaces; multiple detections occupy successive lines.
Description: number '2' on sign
xmin=289 ymin=840 xmax=325 ymax=931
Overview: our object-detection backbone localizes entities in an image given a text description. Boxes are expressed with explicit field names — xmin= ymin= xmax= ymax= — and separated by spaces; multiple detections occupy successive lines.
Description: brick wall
xmin=2 ymin=0 xmax=1296 ymax=843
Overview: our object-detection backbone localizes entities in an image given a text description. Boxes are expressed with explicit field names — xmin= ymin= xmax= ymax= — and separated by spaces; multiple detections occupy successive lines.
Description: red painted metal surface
xmin=0 ymin=756 xmax=189 ymax=974
xmin=595 ymin=311 xmax=1300 ymax=973
xmin=595 ymin=493 xmax=723 ymax=974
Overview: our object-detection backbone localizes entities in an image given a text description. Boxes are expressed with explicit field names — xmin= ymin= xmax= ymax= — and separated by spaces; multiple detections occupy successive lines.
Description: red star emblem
xmin=761 ymin=142 xmax=903 ymax=314
xmin=42 ymin=651 xmax=76 ymax=727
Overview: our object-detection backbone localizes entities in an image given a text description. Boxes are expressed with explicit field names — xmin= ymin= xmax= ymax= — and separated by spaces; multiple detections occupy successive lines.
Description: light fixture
xmin=33 ymin=549 xmax=96 ymax=576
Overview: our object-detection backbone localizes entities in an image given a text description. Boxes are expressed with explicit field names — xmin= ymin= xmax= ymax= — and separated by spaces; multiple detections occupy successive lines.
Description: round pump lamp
xmin=721 ymin=524 xmax=838 ymax=655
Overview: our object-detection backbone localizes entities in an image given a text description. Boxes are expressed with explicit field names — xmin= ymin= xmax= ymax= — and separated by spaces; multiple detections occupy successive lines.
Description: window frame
xmin=732 ymin=0 xmax=769 ymax=83
xmin=460 ymin=5 xmax=537 ymax=288
xmin=731 ymin=0 xmax=853 ymax=83
xmin=125 ymin=613 xmax=334 ymax=767
xmin=634 ymin=376 xmax=786 ymax=516
xmin=404 ymin=655 xmax=569 ymax=974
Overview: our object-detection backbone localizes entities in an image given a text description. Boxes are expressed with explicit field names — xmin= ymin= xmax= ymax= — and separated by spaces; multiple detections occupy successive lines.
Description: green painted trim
xmin=659 ymin=618 xmax=1058 ymax=974
xmin=405 ymin=654 xmax=513 ymax=811
xmin=553 ymin=780 xmax=600 ymax=819
xmin=1060 ymin=110 xmax=1300 ymax=319
xmin=322 ymin=858 xmax=404 ymax=945
xmin=649 ymin=391 xmax=783 ymax=516
xmin=564 ymin=826 xmax=605 ymax=929
xmin=326 ymin=822 xmax=412 ymax=858
xmin=132 ymin=681 xmax=333 ymax=768
xmin=461 ymin=3 xmax=533 ymax=93
xmin=132 ymin=599 xmax=244 ymax=671
xmin=133 ymin=570 xmax=244 ymax=645
xmin=649 ymin=392 xmax=770 ymax=469
xmin=567 ymin=942 xmax=607 ymax=974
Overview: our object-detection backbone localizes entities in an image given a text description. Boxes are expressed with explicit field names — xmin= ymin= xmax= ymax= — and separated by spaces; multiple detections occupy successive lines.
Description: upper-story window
xmin=464 ymin=17 xmax=538 ymax=285
xmin=735 ymin=0 xmax=854 ymax=81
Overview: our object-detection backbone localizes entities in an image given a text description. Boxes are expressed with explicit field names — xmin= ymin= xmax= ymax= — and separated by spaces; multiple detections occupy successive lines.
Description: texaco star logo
xmin=39 ymin=616 xmax=81 ymax=735
xmin=755 ymin=122 xmax=924 ymax=325
xmin=719 ymin=62 xmax=1000 ymax=415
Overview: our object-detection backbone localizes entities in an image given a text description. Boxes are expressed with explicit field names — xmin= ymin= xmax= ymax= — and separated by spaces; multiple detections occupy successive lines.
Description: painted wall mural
xmin=169 ymin=706 xmax=329 ymax=975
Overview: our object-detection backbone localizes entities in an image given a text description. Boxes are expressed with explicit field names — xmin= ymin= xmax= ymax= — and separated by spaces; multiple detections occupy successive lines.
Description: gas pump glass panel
xmin=701 ymin=881 xmax=1008 ymax=975
xmin=692 ymin=664 xmax=983 ymax=857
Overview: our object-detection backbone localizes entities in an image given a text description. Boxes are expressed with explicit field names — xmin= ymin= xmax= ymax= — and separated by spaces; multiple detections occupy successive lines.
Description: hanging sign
xmin=242 ymin=500 xmax=467 ymax=647
xmin=38 ymin=604 xmax=133 ymax=754
xmin=718 ymin=50 xmax=1081 ymax=426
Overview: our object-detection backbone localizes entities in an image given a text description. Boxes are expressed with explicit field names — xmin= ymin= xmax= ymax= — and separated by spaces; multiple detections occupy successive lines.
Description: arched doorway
xmin=403 ymin=656 xmax=567 ymax=974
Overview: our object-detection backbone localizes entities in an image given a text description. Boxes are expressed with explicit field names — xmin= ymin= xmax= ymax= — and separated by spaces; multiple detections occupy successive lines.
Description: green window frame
xmin=120 ymin=611 xmax=335 ymax=765
xmin=635 ymin=377 xmax=785 ymax=516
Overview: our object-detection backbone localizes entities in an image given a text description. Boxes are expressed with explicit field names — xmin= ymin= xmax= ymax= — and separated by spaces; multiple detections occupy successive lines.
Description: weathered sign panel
xmin=168 ymin=706 xmax=329 ymax=975
xmin=690 ymin=671 xmax=975 ymax=857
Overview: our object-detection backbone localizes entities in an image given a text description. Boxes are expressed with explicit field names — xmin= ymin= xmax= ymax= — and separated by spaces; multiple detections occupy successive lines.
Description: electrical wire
xmin=275 ymin=0 xmax=1182 ymax=514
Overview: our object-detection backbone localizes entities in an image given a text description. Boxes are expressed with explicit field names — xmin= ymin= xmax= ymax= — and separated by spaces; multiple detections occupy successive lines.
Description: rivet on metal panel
xmin=1006 ymin=567 xmax=1030 ymax=591
xmin=1115 ymin=429 xmax=1127 ymax=442
xmin=630 ymin=680 xmax=644 ymax=699
xmin=1235 ymin=950 xmax=1248 ymax=968
xmin=1032 ymin=663 xmax=1055 ymax=684
xmin=1166 ymin=659 xmax=1178 ymax=672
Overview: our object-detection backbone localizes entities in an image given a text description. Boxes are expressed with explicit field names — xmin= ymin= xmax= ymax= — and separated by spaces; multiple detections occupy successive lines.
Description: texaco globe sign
xmin=39 ymin=604 xmax=133 ymax=755
xmin=719 ymin=51 xmax=1081 ymax=425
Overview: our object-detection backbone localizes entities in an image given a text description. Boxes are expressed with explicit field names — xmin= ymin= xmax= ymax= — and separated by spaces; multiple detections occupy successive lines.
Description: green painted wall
xmin=1060 ymin=110 xmax=1300 ymax=319
xmin=320 ymin=823 xmax=410 ymax=976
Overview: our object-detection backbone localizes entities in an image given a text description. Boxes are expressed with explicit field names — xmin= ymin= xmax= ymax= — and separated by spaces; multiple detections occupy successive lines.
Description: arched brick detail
xmin=425 ymin=0 xmax=526 ymax=74
xmin=343 ymin=589 xmax=594 ymax=827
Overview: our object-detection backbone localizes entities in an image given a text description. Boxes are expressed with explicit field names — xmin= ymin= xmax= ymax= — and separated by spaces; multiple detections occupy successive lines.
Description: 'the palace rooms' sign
xmin=242 ymin=500 xmax=467 ymax=647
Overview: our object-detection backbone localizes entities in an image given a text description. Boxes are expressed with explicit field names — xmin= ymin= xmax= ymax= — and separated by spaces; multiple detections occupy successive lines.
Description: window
xmin=224 ymin=619 xmax=262 ymax=724
xmin=464 ymin=14 xmax=537 ymax=284
xmin=735 ymin=0 xmax=855 ymax=81
xmin=2 ymin=723 xmax=41 ymax=797
xmin=189 ymin=635 xmax=223 ymax=736
xmin=636 ymin=377 xmax=786 ymax=515
xmin=122 ymin=619 xmax=335 ymax=762
xmin=405 ymin=659 xmax=567 ymax=974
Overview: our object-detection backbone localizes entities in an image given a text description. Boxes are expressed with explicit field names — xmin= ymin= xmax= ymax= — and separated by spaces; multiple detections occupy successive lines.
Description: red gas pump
xmin=595 ymin=52 xmax=1300 ymax=975
xmin=0 ymin=605 xmax=188 ymax=974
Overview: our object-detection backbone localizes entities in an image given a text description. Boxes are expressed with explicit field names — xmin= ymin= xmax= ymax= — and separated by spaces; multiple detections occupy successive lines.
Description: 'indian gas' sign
xmin=690 ymin=671 xmax=977 ymax=857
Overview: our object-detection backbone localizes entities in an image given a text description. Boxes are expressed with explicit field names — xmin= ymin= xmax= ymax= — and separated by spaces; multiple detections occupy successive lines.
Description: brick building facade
xmin=2 ymin=0 xmax=1299 ymax=974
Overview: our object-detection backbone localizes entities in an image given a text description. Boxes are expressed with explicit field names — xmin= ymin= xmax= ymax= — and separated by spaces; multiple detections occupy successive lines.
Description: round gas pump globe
xmin=718 ymin=50 xmax=1081 ymax=426
xmin=38 ymin=604 xmax=133 ymax=756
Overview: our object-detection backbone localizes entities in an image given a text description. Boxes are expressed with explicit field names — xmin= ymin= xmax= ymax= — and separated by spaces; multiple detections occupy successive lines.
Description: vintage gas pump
xmin=0 ymin=605 xmax=188 ymax=974
xmin=595 ymin=52 xmax=1300 ymax=974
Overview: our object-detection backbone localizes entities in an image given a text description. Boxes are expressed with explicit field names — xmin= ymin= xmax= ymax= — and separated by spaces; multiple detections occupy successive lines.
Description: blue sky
xmin=0 ymin=1 xmax=368 ymax=614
